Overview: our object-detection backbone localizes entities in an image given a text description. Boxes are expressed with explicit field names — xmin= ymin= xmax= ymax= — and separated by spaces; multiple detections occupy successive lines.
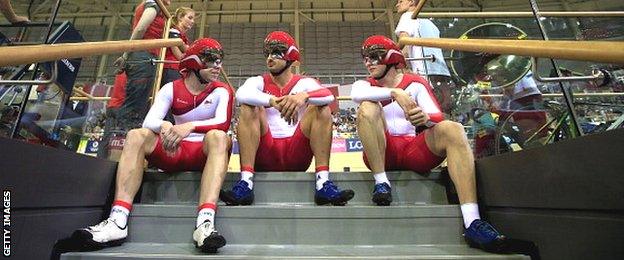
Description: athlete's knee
xmin=357 ymin=101 xmax=381 ymax=121
xmin=204 ymin=130 xmax=229 ymax=150
xmin=434 ymin=121 xmax=466 ymax=143
xmin=239 ymin=104 xmax=259 ymax=120
xmin=125 ymin=128 xmax=152 ymax=146
xmin=314 ymin=105 xmax=332 ymax=121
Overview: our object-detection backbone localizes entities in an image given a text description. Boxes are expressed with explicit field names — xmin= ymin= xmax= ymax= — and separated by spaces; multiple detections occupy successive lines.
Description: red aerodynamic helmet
xmin=361 ymin=35 xmax=406 ymax=68
xmin=179 ymin=38 xmax=224 ymax=72
xmin=264 ymin=31 xmax=300 ymax=62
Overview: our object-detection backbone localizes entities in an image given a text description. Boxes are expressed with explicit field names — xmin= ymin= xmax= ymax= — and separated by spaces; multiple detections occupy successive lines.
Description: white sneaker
xmin=72 ymin=218 xmax=127 ymax=247
xmin=193 ymin=220 xmax=226 ymax=253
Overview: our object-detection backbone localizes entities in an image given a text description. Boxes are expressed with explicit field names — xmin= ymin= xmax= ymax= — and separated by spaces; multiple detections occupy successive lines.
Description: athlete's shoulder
xmin=403 ymin=73 xmax=430 ymax=86
xmin=157 ymin=81 xmax=175 ymax=100
xmin=210 ymin=80 xmax=234 ymax=94
xmin=364 ymin=77 xmax=379 ymax=86
xmin=353 ymin=79 xmax=373 ymax=87
xmin=246 ymin=75 xmax=265 ymax=85
xmin=143 ymin=0 xmax=158 ymax=9
xmin=297 ymin=76 xmax=320 ymax=86
xmin=170 ymin=78 xmax=186 ymax=89
xmin=399 ymin=12 xmax=414 ymax=21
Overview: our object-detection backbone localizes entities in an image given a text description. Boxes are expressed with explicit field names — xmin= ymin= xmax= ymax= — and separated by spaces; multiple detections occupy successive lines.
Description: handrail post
xmin=529 ymin=0 xmax=583 ymax=137
xmin=151 ymin=0 xmax=173 ymax=104
xmin=10 ymin=0 xmax=63 ymax=139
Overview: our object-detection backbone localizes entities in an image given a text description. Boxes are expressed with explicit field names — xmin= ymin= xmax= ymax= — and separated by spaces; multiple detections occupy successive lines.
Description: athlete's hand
xmin=276 ymin=92 xmax=308 ymax=124
xmin=269 ymin=96 xmax=280 ymax=109
xmin=159 ymin=122 xmax=175 ymax=156
xmin=391 ymin=88 xmax=417 ymax=118
xmin=8 ymin=15 xmax=30 ymax=24
xmin=406 ymin=106 xmax=430 ymax=127
xmin=161 ymin=122 xmax=194 ymax=155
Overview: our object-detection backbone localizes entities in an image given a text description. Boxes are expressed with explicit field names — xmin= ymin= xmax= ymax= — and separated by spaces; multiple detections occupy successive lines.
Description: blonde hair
xmin=172 ymin=7 xmax=194 ymax=26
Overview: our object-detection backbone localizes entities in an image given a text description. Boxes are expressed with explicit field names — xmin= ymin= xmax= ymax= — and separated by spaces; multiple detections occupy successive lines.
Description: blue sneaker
xmin=372 ymin=182 xmax=392 ymax=206
xmin=464 ymin=219 xmax=506 ymax=252
xmin=219 ymin=180 xmax=254 ymax=206
xmin=314 ymin=181 xmax=354 ymax=206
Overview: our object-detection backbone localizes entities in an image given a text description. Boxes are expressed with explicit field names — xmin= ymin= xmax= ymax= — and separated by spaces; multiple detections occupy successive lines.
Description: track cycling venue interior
xmin=1 ymin=0 xmax=623 ymax=259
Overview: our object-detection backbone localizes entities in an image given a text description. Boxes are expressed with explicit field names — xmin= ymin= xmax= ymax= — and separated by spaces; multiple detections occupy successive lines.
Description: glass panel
xmin=539 ymin=14 xmax=624 ymax=137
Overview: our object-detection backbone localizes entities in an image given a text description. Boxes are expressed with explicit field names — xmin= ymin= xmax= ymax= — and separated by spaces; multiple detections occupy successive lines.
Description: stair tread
xmin=143 ymin=170 xmax=443 ymax=181
xmin=62 ymin=243 xmax=528 ymax=259
xmin=131 ymin=204 xmax=462 ymax=218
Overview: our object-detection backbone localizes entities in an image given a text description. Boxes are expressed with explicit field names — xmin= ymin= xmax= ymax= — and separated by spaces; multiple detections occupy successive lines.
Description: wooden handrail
xmin=398 ymin=37 xmax=624 ymax=65
xmin=418 ymin=11 xmax=624 ymax=18
xmin=154 ymin=0 xmax=171 ymax=18
xmin=0 ymin=38 xmax=184 ymax=67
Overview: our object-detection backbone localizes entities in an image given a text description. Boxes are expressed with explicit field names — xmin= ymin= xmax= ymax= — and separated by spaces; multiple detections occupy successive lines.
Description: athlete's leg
xmin=300 ymin=104 xmax=354 ymax=206
xmin=237 ymin=104 xmax=269 ymax=171
xmin=424 ymin=120 xmax=505 ymax=250
xmin=356 ymin=101 xmax=386 ymax=174
xmin=114 ymin=128 xmax=159 ymax=204
xmin=424 ymin=120 xmax=476 ymax=205
xmin=73 ymin=127 xmax=158 ymax=247
xmin=199 ymin=130 xmax=232 ymax=213
xmin=194 ymin=130 xmax=231 ymax=253
xmin=356 ymin=101 xmax=392 ymax=205
xmin=299 ymin=105 xmax=332 ymax=168
xmin=220 ymin=104 xmax=269 ymax=205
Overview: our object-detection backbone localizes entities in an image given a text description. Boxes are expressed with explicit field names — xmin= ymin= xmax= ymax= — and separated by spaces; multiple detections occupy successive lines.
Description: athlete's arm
xmin=350 ymin=80 xmax=393 ymax=103
xmin=395 ymin=12 xmax=415 ymax=56
xmin=406 ymin=83 xmax=444 ymax=125
xmin=114 ymin=1 xmax=159 ymax=66
xmin=142 ymin=83 xmax=173 ymax=132
xmin=236 ymin=76 xmax=274 ymax=107
xmin=191 ymin=87 xmax=233 ymax=133
xmin=169 ymin=28 xmax=184 ymax=60
xmin=301 ymin=78 xmax=334 ymax=105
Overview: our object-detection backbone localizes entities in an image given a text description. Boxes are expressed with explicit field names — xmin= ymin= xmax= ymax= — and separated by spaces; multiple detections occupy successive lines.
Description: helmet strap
xmin=193 ymin=69 xmax=210 ymax=84
xmin=374 ymin=64 xmax=395 ymax=80
xmin=270 ymin=60 xmax=293 ymax=76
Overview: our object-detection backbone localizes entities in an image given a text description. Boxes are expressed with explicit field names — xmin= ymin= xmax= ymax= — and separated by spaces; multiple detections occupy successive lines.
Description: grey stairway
xmin=61 ymin=171 xmax=528 ymax=259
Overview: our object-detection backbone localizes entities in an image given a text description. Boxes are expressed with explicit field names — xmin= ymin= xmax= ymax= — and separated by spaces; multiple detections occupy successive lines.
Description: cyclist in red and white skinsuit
xmin=73 ymin=38 xmax=233 ymax=253
xmin=220 ymin=31 xmax=354 ymax=206
xmin=352 ymin=35 xmax=506 ymax=252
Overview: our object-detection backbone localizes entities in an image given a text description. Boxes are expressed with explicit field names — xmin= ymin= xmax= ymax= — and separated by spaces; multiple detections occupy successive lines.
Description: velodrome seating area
xmin=66 ymin=21 xmax=390 ymax=84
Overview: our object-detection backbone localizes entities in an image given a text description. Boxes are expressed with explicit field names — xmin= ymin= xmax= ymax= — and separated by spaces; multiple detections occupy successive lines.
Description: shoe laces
xmin=374 ymin=183 xmax=390 ymax=194
xmin=91 ymin=219 xmax=112 ymax=230
xmin=198 ymin=220 xmax=215 ymax=234
xmin=232 ymin=180 xmax=250 ymax=193
xmin=473 ymin=220 xmax=501 ymax=239
xmin=321 ymin=180 xmax=341 ymax=195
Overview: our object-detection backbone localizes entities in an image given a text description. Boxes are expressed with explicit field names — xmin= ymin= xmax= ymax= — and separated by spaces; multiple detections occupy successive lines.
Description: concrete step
xmin=139 ymin=171 xmax=449 ymax=205
xmin=61 ymin=243 xmax=529 ymax=260
xmin=127 ymin=204 xmax=465 ymax=245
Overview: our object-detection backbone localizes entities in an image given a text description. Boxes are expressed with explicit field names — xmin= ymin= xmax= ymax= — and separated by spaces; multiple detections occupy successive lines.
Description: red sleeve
xmin=307 ymin=87 xmax=332 ymax=98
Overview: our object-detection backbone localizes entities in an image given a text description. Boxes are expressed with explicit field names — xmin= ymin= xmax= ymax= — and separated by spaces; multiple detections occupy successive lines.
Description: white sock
xmin=460 ymin=203 xmax=481 ymax=228
xmin=373 ymin=172 xmax=391 ymax=186
xmin=241 ymin=171 xmax=254 ymax=189
xmin=109 ymin=205 xmax=130 ymax=228
xmin=316 ymin=170 xmax=329 ymax=190
xmin=196 ymin=208 xmax=216 ymax=228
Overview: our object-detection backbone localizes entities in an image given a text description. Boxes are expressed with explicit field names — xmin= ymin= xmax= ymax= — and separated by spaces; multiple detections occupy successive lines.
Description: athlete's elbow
xmin=350 ymin=95 xmax=365 ymax=104
xmin=142 ymin=122 xmax=158 ymax=132
xmin=235 ymin=90 xmax=251 ymax=104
